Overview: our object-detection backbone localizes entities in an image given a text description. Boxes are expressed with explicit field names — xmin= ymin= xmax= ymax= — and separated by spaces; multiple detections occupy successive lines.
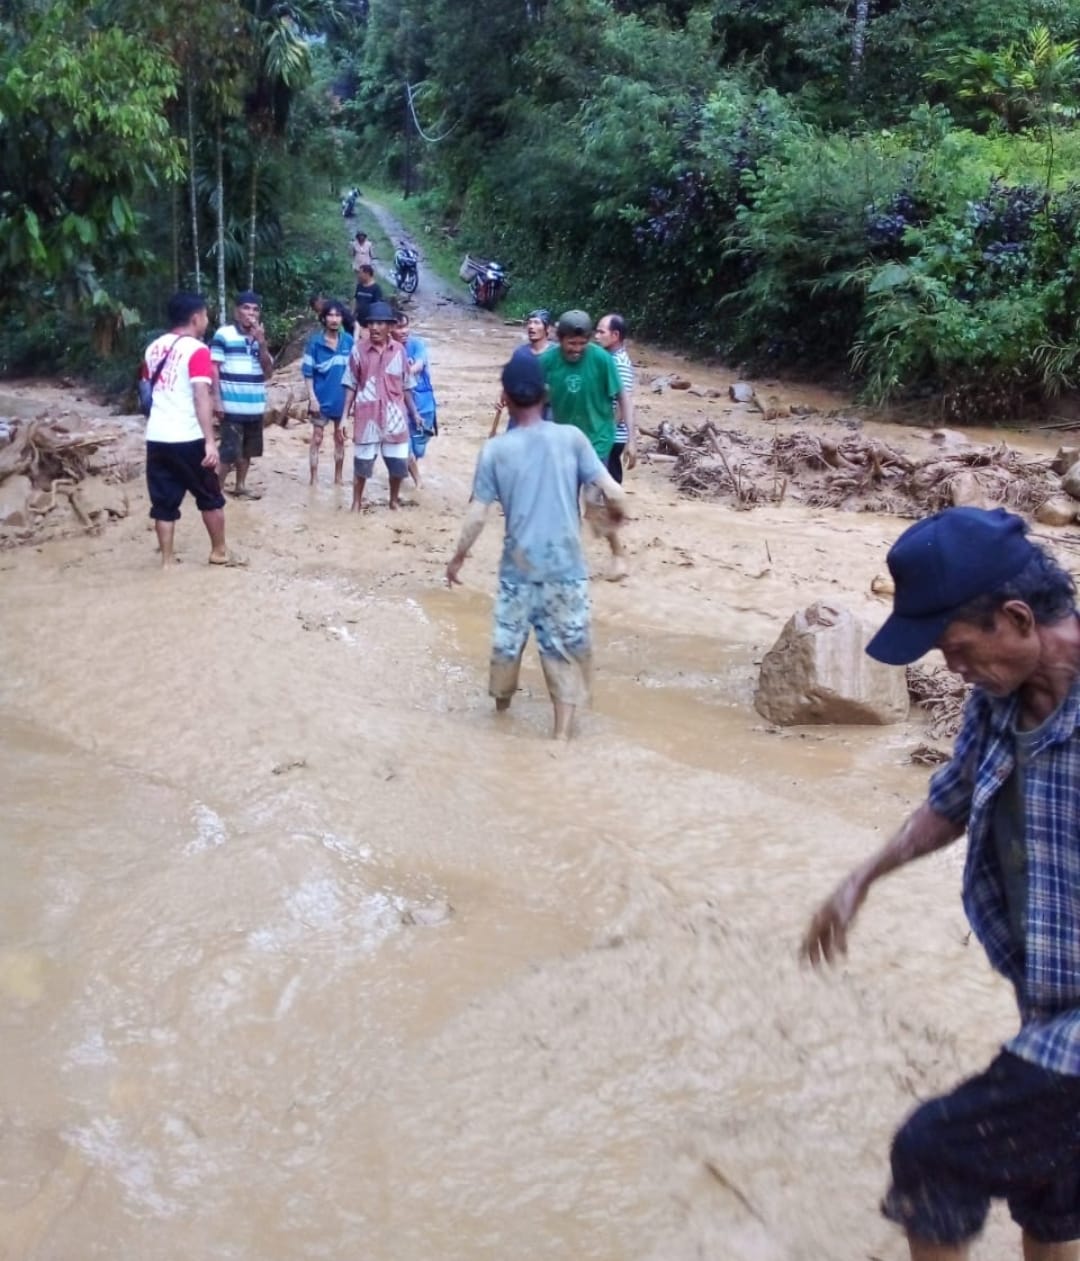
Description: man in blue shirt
xmin=302 ymin=300 xmax=353 ymax=486
xmin=803 ymin=507 xmax=1080 ymax=1261
xmin=445 ymin=353 xmax=627 ymax=740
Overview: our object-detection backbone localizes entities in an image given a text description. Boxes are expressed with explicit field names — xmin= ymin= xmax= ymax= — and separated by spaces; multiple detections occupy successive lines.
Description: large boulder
xmin=1052 ymin=445 xmax=1080 ymax=476
xmin=1061 ymin=462 xmax=1080 ymax=502
xmin=755 ymin=601 xmax=909 ymax=726
xmin=1035 ymin=496 xmax=1079 ymax=527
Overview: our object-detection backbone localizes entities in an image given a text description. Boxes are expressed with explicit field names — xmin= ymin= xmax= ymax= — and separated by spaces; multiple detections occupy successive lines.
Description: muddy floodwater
xmin=1 ymin=299 xmax=1050 ymax=1259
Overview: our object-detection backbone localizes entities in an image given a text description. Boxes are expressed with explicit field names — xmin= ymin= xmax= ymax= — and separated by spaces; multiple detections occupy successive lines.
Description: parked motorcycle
xmin=391 ymin=241 xmax=420 ymax=295
xmin=469 ymin=260 xmax=509 ymax=310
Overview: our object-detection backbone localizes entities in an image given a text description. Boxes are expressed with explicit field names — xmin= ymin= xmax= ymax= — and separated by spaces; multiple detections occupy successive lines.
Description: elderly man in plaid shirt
xmin=803 ymin=507 xmax=1079 ymax=1261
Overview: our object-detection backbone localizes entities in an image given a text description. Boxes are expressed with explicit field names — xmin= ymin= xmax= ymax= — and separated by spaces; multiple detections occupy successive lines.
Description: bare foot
xmin=605 ymin=555 xmax=629 ymax=582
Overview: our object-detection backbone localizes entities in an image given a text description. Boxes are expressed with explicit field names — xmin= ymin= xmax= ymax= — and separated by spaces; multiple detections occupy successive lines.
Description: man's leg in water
xmin=489 ymin=580 xmax=530 ymax=716
xmin=155 ymin=520 xmax=176 ymax=567
xmin=201 ymin=507 xmax=227 ymax=562
xmin=535 ymin=579 xmax=592 ymax=740
xmin=309 ymin=420 xmax=325 ymax=485
xmin=384 ymin=444 xmax=409 ymax=509
xmin=352 ymin=447 xmax=376 ymax=511
xmin=583 ymin=483 xmax=628 ymax=580
xmin=885 ymin=1054 xmax=1080 ymax=1261
xmin=333 ymin=422 xmax=345 ymax=485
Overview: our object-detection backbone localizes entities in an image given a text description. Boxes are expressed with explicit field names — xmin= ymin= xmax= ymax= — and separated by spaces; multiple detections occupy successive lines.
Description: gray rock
xmin=729 ymin=381 xmax=756 ymax=403
xmin=755 ymin=601 xmax=909 ymax=726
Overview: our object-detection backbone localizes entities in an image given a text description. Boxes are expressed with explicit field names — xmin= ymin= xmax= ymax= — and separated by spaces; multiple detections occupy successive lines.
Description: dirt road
xmin=0 ymin=283 xmax=1033 ymax=1258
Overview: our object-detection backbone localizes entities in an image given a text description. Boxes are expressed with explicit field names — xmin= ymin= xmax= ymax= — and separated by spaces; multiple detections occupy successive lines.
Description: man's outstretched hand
xmin=801 ymin=873 xmax=868 ymax=967
xmin=445 ymin=556 xmax=465 ymax=589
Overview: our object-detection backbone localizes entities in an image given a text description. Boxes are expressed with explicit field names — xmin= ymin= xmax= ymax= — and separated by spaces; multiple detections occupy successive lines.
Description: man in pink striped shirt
xmin=341 ymin=301 xmax=411 ymax=511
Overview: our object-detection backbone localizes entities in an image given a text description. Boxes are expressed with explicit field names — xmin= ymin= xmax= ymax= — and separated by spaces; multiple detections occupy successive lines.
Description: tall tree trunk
xmin=215 ymin=117 xmax=226 ymax=320
xmin=851 ymin=0 xmax=870 ymax=78
xmin=186 ymin=70 xmax=202 ymax=291
xmin=171 ymin=180 xmax=180 ymax=292
xmin=247 ymin=146 xmax=259 ymax=291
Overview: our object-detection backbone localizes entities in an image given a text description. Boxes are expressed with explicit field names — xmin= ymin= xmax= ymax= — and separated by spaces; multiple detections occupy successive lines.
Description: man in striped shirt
xmin=803 ymin=508 xmax=1080 ymax=1261
xmin=594 ymin=313 xmax=637 ymax=483
xmin=211 ymin=290 xmax=273 ymax=499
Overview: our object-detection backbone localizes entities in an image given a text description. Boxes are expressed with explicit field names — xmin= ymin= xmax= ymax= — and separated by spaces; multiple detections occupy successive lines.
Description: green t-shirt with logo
xmin=539 ymin=342 xmax=621 ymax=460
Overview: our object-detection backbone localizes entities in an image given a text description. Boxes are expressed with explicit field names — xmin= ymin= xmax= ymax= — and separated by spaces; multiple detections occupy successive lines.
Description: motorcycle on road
xmin=391 ymin=241 xmax=420 ymax=295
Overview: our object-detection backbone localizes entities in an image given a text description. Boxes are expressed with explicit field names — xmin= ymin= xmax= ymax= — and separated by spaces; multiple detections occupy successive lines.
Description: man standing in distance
xmin=803 ymin=507 xmax=1080 ymax=1261
xmin=142 ymin=292 xmax=233 ymax=568
xmin=394 ymin=311 xmax=437 ymax=488
xmin=491 ymin=309 xmax=554 ymax=436
xmin=340 ymin=301 xmax=410 ymax=512
xmin=594 ymin=312 xmax=637 ymax=483
xmin=446 ymin=354 xmax=627 ymax=740
xmin=540 ymin=309 xmax=632 ymax=580
xmin=353 ymin=264 xmax=383 ymax=329
xmin=351 ymin=230 xmax=374 ymax=280
xmin=211 ymin=289 xmax=272 ymax=499
xmin=302 ymin=299 xmax=353 ymax=487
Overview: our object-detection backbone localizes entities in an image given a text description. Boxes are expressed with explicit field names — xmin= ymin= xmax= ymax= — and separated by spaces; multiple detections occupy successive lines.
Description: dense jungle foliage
xmin=4 ymin=0 xmax=1080 ymax=413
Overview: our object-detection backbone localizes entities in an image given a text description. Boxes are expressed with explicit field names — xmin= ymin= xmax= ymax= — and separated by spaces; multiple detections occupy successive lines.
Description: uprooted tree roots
xmin=906 ymin=665 xmax=970 ymax=741
xmin=642 ymin=421 xmax=1060 ymax=517
xmin=0 ymin=419 xmax=127 ymax=487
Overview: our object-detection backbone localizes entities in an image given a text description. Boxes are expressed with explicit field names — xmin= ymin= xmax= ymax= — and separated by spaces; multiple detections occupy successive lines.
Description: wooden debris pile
xmin=906 ymin=664 xmax=970 ymax=741
xmin=642 ymin=419 xmax=1060 ymax=517
xmin=0 ymin=417 xmax=141 ymax=541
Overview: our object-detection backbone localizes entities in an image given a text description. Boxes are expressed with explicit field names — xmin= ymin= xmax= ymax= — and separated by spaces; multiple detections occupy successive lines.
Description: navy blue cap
xmin=501 ymin=351 xmax=545 ymax=405
xmin=235 ymin=289 xmax=262 ymax=307
xmin=866 ymin=507 xmax=1038 ymax=665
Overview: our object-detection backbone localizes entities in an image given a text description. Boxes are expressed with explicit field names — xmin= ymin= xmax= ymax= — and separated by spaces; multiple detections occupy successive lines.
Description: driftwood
xmin=643 ymin=419 xmax=1059 ymax=517
xmin=0 ymin=420 xmax=120 ymax=490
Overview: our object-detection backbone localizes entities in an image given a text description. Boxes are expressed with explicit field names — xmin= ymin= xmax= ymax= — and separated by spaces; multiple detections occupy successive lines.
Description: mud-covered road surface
xmin=0 ymin=258 xmax=1045 ymax=1259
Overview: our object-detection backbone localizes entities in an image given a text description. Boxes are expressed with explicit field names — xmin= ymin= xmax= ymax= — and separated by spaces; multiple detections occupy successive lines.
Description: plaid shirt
xmin=929 ymin=682 xmax=1080 ymax=1076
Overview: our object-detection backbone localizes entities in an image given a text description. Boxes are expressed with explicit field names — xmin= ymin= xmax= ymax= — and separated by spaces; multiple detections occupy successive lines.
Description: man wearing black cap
xmin=210 ymin=290 xmax=273 ymax=499
xmin=446 ymin=353 xmax=628 ymax=740
xmin=803 ymin=507 xmax=1080 ymax=1261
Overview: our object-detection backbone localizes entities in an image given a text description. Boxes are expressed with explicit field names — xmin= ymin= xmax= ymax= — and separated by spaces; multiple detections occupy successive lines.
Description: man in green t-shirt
xmin=540 ymin=310 xmax=632 ymax=580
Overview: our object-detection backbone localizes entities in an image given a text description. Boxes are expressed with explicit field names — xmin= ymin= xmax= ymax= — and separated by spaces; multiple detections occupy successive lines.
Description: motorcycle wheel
xmin=400 ymin=267 xmax=419 ymax=295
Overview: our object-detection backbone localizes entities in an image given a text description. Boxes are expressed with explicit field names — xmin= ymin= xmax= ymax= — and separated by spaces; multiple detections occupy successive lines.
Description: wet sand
xmin=0 ymin=297 xmax=1038 ymax=1259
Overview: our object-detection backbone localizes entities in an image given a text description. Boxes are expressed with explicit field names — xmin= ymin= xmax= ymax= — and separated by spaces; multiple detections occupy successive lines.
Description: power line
xmin=404 ymin=81 xmax=461 ymax=145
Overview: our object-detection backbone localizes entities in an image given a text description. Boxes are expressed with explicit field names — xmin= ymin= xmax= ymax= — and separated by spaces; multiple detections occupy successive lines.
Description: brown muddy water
xmin=0 ymin=305 xmax=1031 ymax=1259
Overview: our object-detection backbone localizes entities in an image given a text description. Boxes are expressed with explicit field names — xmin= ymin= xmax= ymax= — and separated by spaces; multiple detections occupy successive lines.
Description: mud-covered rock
xmin=70 ymin=479 xmax=129 ymax=524
xmin=755 ymin=601 xmax=909 ymax=726
xmin=949 ymin=470 xmax=995 ymax=510
xmin=0 ymin=474 xmax=32 ymax=527
xmin=1061 ymin=462 xmax=1080 ymax=502
xmin=1035 ymin=496 xmax=1079 ymax=527
xmin=1051 ymin=445 xmax=1080 ymax=476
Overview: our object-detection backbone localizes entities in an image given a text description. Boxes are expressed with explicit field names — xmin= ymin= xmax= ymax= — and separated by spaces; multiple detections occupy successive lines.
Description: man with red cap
xmin=803 ymin=507 xmax=1080 ymax=1261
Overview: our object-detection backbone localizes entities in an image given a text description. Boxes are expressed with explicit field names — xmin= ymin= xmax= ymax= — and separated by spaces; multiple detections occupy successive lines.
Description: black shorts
xmin=883 ymin=1050 xmax=1080 ymax=1246
xmin=607 ymin=442 xmax=625 ymax=484
xmin=146 ymin=440 xmax=225 ymax=522
xmin=219 ymin=418 xmax=264 ymax=464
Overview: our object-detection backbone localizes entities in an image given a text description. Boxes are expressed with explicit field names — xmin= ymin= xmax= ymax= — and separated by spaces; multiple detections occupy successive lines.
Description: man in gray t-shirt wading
xmin=446 ymin=353 xmax=628 ymax=740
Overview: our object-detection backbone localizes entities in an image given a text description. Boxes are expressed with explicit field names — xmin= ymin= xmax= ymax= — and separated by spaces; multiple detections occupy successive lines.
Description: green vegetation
xmin=5 ymin=0 xmax=1080 ymax=415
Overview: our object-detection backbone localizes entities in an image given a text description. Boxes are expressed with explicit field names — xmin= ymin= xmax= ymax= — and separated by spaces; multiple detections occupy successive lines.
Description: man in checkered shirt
xmin=803 ymin=507 xmax=1079 ymax=1261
